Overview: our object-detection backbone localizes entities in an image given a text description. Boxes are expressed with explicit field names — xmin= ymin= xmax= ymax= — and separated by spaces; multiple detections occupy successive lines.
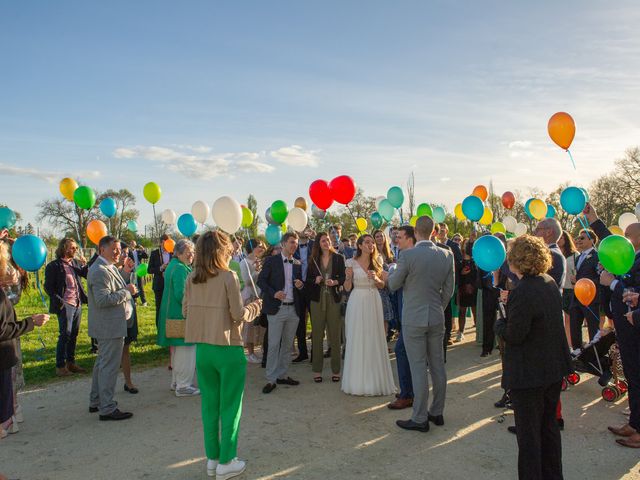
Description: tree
xmin=145 ymin=214 xmax=170 ymax=243
xmin=96 ymin=189 xmax=138 ymax=239
xmin=614 ymin=147 xmax=640 ymax=209
xmin=589 ymin=174 xmax=629 ymax=227
xmin=246 ymin=194 xmax=260 ymax=239
xmin=406 ymin=172 xmax=415 ymax=217
xmin=36 ymin=198 xmax=97 ymax=246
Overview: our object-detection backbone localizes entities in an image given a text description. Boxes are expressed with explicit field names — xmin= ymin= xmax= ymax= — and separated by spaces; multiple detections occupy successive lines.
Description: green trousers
xmin=310 ymin=297 xmax=342 ymax=374
xmin=196 ymin=343 xmax=246 ymax=464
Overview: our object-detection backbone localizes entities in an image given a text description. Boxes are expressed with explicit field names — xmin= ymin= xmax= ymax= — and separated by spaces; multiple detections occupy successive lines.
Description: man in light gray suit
xmin=387 ymin=216 xmax=455 ymax=432
xmin=88 ymin=236 xmax=137 ymax=421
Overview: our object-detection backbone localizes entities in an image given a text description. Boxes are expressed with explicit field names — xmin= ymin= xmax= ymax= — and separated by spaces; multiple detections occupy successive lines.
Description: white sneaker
xmin=175 ymin=386 xmax=200 ymax=397
xmin=8 ymin=417 xmax=19 ymax=434
xmin=207 ymin=459 xmax=219 ymax=477
xmin=455 ymin=332 xmax=464 ymax=342
xmin=247 ymin=354 xmax=261 ymax=364
xmin=216 ymin=458 xmax=246 ymax=480
xmin=14 ymin=404 xmax=24 ymax=423
xmin=170 ymin=382 xmax=176 ymax=391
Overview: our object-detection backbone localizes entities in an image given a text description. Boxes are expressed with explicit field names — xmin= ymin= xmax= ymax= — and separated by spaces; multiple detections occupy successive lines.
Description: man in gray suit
xmin=88 ymin=236 xmax=137 ymax=421
xmin=387 ymin=216 xmax=455 ymax=432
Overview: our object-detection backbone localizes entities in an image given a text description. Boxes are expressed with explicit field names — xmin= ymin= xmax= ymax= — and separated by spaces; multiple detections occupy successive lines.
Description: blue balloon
xmin=546 ymin=204 xmax=557 ymax=218
xmin=461 ymin=195 xmax=484 ymax=222
xmin=378 ymin=199 xmax=395 ymax=222
xmin=265 ymin=208 xmax=278 ymax=226
xmin=127 ymin=220 xmax=138 ymax=233
xmin=177 ymin=213 xmax=197 ymax=237
xmin=472 ymin=235 xmax=506 ymax=272
xmin=524 ymin=198 xmax=534 ymax=219
xmin=432 ymin=206 xmax=446 ymax=223
xmin=265 ymin=224 xmax=282 ymax=246
xmin=12 ymin=235 xmax=47 ymax=272
xmin=371 ymin=212 xmax=383 ymax=229
xmin=580 ymin=187 xmax=590 ymax=203
xmin=0 ymin=207 xmax=17 ymax=229
xmin=99 ymin=197 xmax=117 ymax=218
xmin=560 ymin=187 xmax=587 ymax=215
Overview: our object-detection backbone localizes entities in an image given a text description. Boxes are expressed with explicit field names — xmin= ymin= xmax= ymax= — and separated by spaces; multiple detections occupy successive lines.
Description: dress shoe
xmin=557 ymin=418 xmax=564 ymax=431
xmin=507 ymin=426 xmax=517 ymax=434
xmin=276 ymin=377 xmax=300 ymax=385
xmin=324 ymin=349 xmax=331 ymax=358
xmin=99 ymin=409 xmax=133 ymax=421
xmin=387 ymin=398 xmax=413 ymax=410
xmin=262 ymin=383 xmax=277 ymax=394
xmin=216 ymin=458 xmax=246 ymax=479
xmin=124 ymin=384 xmax=139 ymax=394
xmin=292 ymin=354 xmax=309 ymax=363
xmin=494 ymin=392 xmax=511 ymax=409
xmin=616 ymin=433 xmax=640 ymax=448
xmin=66 ymin=362 xmax=87 ymax=374
xmin=609 ymin=423 xmax=638 ymax=437
xmin=89 ymin=406 xmax=99 ymax=413
xmin=396 ymin=419 xmax=430 ymax=432
xmin=176 ymin=386 xmax=200 ymax=397
xmin=428 ymin=414 xmax=444 ymax=426
xmin=56 ymin=367 xmax=72 ymax=377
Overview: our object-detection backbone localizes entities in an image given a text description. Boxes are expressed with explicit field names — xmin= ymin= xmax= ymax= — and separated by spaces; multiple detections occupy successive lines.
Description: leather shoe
xmin=616 ymin=433 xmax=640 ymax=448
xmin=396 ymin=419 xmax=430 ymax=432
xmin=262 ymin=383 xmax=277 ymax=394
xmin=124 ymin=385 xmax=139 ymax=394
xmin=89 ymin=406 xmax=99 ymax=413
xmin=428 ymin=414 xmax=444 ymax=426
xmin=609 ymin=423 xmax=637 ymax=437
xmin=507 ymin=426 xmax=517 ymax=434
xmin=99 ymin=409 xmax=133 ymax=421
xmin=66 ymin=362 xmax=87 ymax=374
xmin=276 ymin=377 xmax=300 ymax=385
xmin=56 ymin=367 xmax=72 ymax=377
xmin=292 ymin=354 xmax=309 ymax=363
xmin=387 ymin=398 xmax=413 ymax=410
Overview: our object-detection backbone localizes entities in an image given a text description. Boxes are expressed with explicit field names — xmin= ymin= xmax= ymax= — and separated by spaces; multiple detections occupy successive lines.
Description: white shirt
xmin=281 ymin=253 xmax=294 ymax=302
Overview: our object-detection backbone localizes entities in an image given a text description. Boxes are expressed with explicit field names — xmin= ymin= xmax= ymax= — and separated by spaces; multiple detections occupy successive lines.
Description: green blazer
xmin=157 ymin=257 xmax=193 ymax=347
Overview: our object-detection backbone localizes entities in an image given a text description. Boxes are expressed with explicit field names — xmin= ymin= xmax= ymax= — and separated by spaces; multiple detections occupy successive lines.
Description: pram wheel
xmin=561 ymin=377 xmax=568 ymax=391
xmin=602 ymin=385 xmax=620 ymax=402
xmin=567 ymin=372 xmax=580 ymax=385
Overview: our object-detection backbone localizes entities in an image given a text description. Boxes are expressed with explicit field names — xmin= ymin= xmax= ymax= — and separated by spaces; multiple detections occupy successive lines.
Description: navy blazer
xmin=547 ymin=243 xmax=567 ymax=291
xmin=257 ymin=254 xmax=304 ymax=316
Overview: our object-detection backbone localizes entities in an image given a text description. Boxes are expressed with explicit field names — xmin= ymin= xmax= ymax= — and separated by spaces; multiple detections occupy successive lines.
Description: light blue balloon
xmin=580 ymin=187 xmax=590 ymax=203
xmin=265 ymin=208 xmax=278 ymax=225
xmin=127 ymin=220 xmax=138 ymax=233
xmin=378 ymin=199 xmax=395 ymax=222
xmin=265 ymin=224 xmax=282 ymax=246
xmin=387 ymin=186 xmax=404 ymax=209
xmin=12 ymin=235 xmax=47 ymax=272
xmin=99 ymin=197 xmax=117 ymax=218
xmin=177 ymin=213 xmax=197 ymax=237
xmin=433 ymin=206 xmax=446 ymax=223
xmin=472 ymin=235 xmax=506 ymax=272
xmin=546 ymin=204 xmax=557 ymax=218
xmin=560 ymin=187 xmax=586 ymax=215
xmin=461 ymin=195 xmax=484 ymax=222
xmin=0 ymin=207 xmax=17 ymax=229
xmin=524 ymin=198 xmax=534 ymax=219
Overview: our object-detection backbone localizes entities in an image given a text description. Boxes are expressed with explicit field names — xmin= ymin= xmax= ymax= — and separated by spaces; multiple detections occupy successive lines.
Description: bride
xmin=341 ymin=234 xmax=396 ymax=396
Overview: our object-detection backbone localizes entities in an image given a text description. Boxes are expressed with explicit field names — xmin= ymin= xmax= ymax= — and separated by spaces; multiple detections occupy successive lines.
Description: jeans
xmin=394 ymin=329 xmax=414 ymax=399
xmin=56 ymin=304 xmax=81 ymax=368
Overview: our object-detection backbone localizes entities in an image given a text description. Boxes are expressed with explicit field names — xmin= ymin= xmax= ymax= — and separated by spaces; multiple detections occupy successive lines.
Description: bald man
xmin=533 ymin=218 xmax=566 ymax=290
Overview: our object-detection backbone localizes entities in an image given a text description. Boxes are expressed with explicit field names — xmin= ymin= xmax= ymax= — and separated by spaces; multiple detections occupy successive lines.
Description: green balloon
xmin=379 ymin=199 xmax=395 ymax=222
xmin=371 ymin=212 xmax=383 ymax=229
xmin=270 ymin=200 xmax=288 ymax=225
xmin=387 ymin=186 xmax=404 ymax=209
xmin=416 ymin=203 xmax=433 ymax=218
xmin=136 ymin=263 xmax=148 ymax=278
xmin=73 ymin=186 xmax=96 ymax=210
xmin=599 ymin=235 xmax=635 ymax=275
xmin=491 ymin=222 xmax=506 ymax=234
xmin=241 ymin=207 xmax=254 ymax=228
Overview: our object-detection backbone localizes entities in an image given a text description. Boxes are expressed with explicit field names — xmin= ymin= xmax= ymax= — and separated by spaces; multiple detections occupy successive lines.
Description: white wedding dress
xmin=341 ymin=259 xmax=397 ymax=396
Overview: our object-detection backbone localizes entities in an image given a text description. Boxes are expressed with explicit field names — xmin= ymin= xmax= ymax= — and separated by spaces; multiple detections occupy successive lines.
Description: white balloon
xmin=375 ymin=196 xmax=386 ymax=210
xmin=191 ymin=200 xmax=210 ymax=224
xmin=503 ymin=215 xmax=517 ymax=233
xmin=287 ymin=207 xmax=308 ymax=232
xmin=619 ymin=212 xmax=638 ymax=231
xmin=212 ymin=196 xmax=242 ymax=234
xmin=514 ymin=223 xmax=528 ymax=237
xmin=161 ymin=209 xmax=177 ymax=225
xmin=635 ymin=203 xmax=640 ymax=221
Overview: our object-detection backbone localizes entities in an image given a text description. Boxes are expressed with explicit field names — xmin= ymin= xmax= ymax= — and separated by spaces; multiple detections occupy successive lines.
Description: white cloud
xmin=508 ymin=140 xmax=532 ymax=149
xmin=440 ymin=177 xmax=451 ymax=182
xmin=0 ymin=163 xmax=101 ymax=183
xmin=270 ymin=145 xmax=320 ymax=167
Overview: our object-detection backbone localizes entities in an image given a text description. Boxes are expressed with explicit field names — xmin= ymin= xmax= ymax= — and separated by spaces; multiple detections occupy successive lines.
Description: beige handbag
xmin=164 ymin=268 xmax=186 ymax=339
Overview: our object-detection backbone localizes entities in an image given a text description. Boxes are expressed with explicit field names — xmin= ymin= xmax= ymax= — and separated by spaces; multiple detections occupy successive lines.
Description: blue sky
xmin=1 ymin=1 xmax=639 ymax=231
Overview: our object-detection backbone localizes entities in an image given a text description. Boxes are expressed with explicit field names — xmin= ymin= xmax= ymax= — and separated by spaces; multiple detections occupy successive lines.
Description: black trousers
xmin=612 ymin=314 xmax=640 ymax=432
xmin=295 ymin=296 xmax=309 ymax=358
xmin=510 ymin=380 xmax=564 ymax=480
xmin=482 ymin=289 xmax=497 ymax=354
xmin=136 ymin=276 xmax=147 ymax=304
xmin=153 ymin=289 xmax=163 ymax=329
xmin=569 ymin=302 xmax=599 ymax=350
xmin=0 ymin=368 xmax=13 ymax=423
xmin=443 ymin=303 xmax=453 ymax=360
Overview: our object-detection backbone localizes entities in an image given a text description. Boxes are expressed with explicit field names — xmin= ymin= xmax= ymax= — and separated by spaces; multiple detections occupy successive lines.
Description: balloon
xmin=86 ymin=219 xmax=108 ymax=245
xmin=416 ymin=203 xmax=433 ymax=218
xmin=375 ymin=196 xmax=386 ymax=211
xmin=309 ymin=180 xmax=334 ymax=210
xmin=609 ymin=225 xmax=624 ymax=236
xmin=524 ymin=198 xmax=534 ymax=219
xmin=191 ymin=200 xmax=210 ymax=224
xmin=265 ymin=208 xmax=278 ymax=225
xmin=356 ymin=217 xmax=367 ymax=232
xmin=241 ymin=207 xmax=254 ymax=228
xmin=574 ymin=278 xmax=596 ymax=306
xmin=161 ymin=209 xmax=177 ymax=225
xmin=265 ymin=224 xmax=282 ymax=246
xmin=472 ymin=185 xmax=488 ymax=202
xmin=387 ymin=186 xmax=404 ymax=209
xmin=529 ymin=199 xmax=548 ymax=220
xmin=378 ymin=199 xmax=395 ymax=222
xmin=311 ymin=204 xmax=326 ymax=220
xmin=503 ymin=215 xmax=517 ymax=233
xmin=636 ymin=203 xmax=640 ymax=221
xmin=99 ymin=198 xmax=117 ymax=218
xmin=73 ymin=186 xmax=96 ymax=210
xmin=580 ymin=187 xmax=590 ymax=203
xmin=294 ymin=197 xmax=308 ymax=211
xmin=472 ymin=235 xmax=506 ymax=272
xmin=479 ymin=207 xmax=493 ymax=225
xmin=409 ymin=215 xmax=418 ymax=227
xmin=143 ymin=182 xmax=162 ymax=204
xmin=288 ymin=207 xmax=308 ymax=232
xmin=560 ymin=187 xmax=586 ymax=215
xmin=454 ymin=203 xmax=465 ymax=221
xmin=0 ymin=207 xmax=17 ymax=229
xmin=127 ymin=220 xmax=138 ymax=233
xmin=163 ymin=238 xmax=175 ymax=253
xmin=432 ymin=206 xmax=446 ymax=223
xmin=491 ymin=222 xmax=506 ymax=234
xmin=514 ymin=223 xmax=528 ymax=237
xmin=177 ymin=213 xmax=197 ymax=237
xmin=12 ymin=235 xmax=47 ymax=272
xmin=501 ymin=191 xmax=515 ymax=209
xmin=270 ymin=200 xmax=288 ymax=225
xmin=59 ymin=177 xmax=78 ymax=201
xmin=281 ymin=223 xmax=288 ymax=234
xmin=546 ymin=204 xmax=557 ymax=218
xmin=619 ymin=212 xmax=639 ymax=231
xmin=329 ymin=175 xmax=356 ymax=205
xmin=212 ymin=196 xmax=243 ymax=233
xmin=462 ymin=196 xmax=484 ymax=222
xmin=548 ymin=112 xmax=575 ymax=150
xmin=599 ymin=235 xmax=635 ymax=275
xmin=135 ymin=263 xmax=148 ymax=277
xmin=371 ymin=212 xmax=383 ymax=229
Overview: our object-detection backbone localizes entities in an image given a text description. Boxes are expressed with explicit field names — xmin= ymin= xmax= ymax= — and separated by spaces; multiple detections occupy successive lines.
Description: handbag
xmin=164 ymin=268 xmax=186 ymax=339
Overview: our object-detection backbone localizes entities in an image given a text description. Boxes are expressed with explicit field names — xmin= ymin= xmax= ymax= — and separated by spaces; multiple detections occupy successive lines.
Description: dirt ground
xmin=2 ymin=327 xmax=640 ymax=480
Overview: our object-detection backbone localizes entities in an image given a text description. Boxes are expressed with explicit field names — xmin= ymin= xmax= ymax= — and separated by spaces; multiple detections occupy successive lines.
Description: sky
xmin=1 ymin=1 xmax=640 ymax=232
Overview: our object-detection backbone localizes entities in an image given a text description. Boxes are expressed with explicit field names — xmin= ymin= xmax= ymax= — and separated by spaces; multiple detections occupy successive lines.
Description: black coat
xmin=43 ymin=258 xmax=88 ymax=314
xmin=0 ymin=289 xmax=34 ymax=369
xmin=499 ymin=274 xmax=572 ymax=390
xmin=257 ymin=255 xmax=304 ymax=316
xmin=305 ymin=253 xmax=346 ymax=304
xmin=547 ymin=243 xmax=567 ymax=290
xmin=148 ymin=249 xmax=171 ymax=293
xmin=570 ymin=248 xmax=600 ymax=309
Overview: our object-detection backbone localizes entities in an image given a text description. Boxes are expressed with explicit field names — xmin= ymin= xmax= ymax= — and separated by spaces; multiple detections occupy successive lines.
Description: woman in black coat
xmin=496 ymin=235 xmax=572 ymax=480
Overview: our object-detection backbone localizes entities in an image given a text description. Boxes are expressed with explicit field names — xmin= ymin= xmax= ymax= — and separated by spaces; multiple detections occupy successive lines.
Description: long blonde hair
xmin=192 ymin=230 xmax=231 ymax=284
xmin=354 ymin=234 xmax=383 ymax=275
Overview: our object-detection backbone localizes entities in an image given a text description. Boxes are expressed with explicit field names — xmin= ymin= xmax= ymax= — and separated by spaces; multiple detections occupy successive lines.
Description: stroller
xmin=563 ymin=331 xmax=628 ymax=402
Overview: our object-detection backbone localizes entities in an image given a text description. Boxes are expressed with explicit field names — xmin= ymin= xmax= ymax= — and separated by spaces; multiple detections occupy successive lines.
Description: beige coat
xmin=182 ymin=270 xmax=260 ymax=346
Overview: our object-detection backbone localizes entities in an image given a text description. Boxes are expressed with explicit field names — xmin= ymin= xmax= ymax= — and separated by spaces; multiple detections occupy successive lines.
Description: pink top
xmin=62 ymin=260 xmax=79 ymax=307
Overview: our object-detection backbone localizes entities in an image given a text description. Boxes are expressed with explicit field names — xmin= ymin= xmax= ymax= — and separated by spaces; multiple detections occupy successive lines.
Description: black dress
xmin=458 ymin=258 xmax=477 ymax=307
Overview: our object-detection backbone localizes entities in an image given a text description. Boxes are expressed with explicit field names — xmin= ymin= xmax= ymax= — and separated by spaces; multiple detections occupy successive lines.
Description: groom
xmin=387 ymin=216 xmax=455 ymax=432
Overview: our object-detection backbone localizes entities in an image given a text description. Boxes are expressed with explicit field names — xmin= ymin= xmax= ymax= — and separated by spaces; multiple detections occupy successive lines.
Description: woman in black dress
xmin=456 ymin=238 xmax=477 ymax=342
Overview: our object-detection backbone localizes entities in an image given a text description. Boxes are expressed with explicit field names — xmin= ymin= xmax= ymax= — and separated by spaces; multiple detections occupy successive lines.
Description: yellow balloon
xmin=409 ymin=215 xmax=418 ymax=227
xmin=479 ymin=207 xmax=493 ymax=225
xmin=59 ymin=177 xmax=78 ymax=201
xmin=143 ymin=182 xmax=162 ymax=204
xmin=356 ymin=217 xmax=367 ymax=232
xmin=609 ymin=225 xmax=624 ymax=236
xmin=281 ymin=223 xmax=288 ymax=234
xmin=529 ymin=198 xmax=547 ymax=220
xmin=454 ymin=203 xmax=465 ymax=221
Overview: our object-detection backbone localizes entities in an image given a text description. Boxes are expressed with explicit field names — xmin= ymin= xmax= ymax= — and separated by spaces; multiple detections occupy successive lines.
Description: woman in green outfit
xmin=157 ymin=239 xmax=198 ymax=397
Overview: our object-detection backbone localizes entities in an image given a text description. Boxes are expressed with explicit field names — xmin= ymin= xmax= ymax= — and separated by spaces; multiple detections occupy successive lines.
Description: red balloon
xmin=309 ymin=179 xmax=334 ymax=210
xmin=328 ymin=175 xmax=356 ymax=205
xmin=502 ymin=191 xmax=515 ymax=209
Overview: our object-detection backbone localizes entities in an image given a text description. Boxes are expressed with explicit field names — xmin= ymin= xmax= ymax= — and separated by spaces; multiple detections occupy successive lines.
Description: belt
xmin=281 ymin=301 xmax=295 ymax=306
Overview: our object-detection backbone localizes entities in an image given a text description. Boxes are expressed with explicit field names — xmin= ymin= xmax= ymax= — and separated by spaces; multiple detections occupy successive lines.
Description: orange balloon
xmin=548 ymin=112 xmax=575 ymax=150
xmin=574 ymin=278 xmax=596 ymax=306
xmin=163 ymin=238 xmax=175 ymax=253
xmin=86 ymin=219 xmax=108 ymax=246
xmin=472 ymin=185 xmax=488 ymax=202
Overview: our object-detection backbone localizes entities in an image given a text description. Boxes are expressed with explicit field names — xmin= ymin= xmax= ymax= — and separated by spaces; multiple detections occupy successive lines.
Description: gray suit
xmin=388 ymin=240 xmax=455 ymax=423
xmin=87 ymin=257 xmax=133 ymax=415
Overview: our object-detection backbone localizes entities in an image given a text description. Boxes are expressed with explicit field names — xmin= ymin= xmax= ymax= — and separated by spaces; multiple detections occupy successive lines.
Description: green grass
xmin=15 ymin=282 xmax=168 ymax=386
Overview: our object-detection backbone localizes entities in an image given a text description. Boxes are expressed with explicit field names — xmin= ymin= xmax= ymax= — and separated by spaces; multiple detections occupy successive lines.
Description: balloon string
xmin=345 ymin=205 xmax=359 ymax=232
xmin=566 ymin=149 xmax=576 ymax=170
xmin=398 ymin=209 xmax=404 ymax=225
xmin=34 ymin=270 xmax=47 ymax=359
xmin=576 ymin=215 xmax=593 ymax=241
xmin=35 ymin=270 xmax=47 ymax=308
xmin=586 ymin=305 xmax=600 ymax=322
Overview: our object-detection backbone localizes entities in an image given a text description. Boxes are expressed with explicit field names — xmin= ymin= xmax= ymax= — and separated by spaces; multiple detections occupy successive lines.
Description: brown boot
xmin=387 ymin=398 xmax=414 ymax=410
xmin=66 ymin=362 xmax=87 ymax=374
xmin=56 ymin=367 xmax=72 ymax=377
